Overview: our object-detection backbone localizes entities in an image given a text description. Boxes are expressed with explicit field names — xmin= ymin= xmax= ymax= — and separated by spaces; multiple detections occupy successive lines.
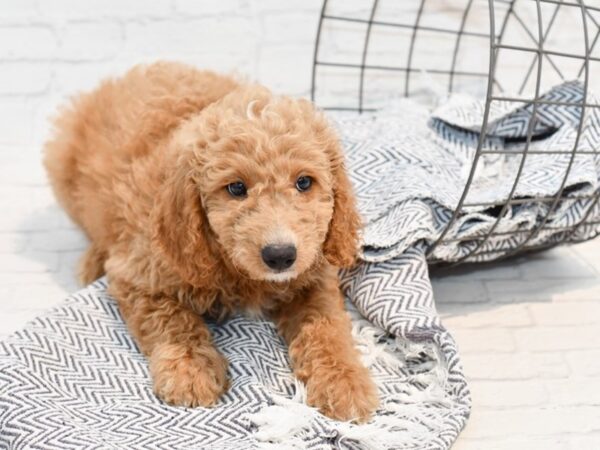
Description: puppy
xmin=44 ymin=62 xmax=379 ymax=421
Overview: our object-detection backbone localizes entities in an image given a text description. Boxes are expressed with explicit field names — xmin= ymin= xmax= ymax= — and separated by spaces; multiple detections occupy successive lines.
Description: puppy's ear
xmin=151 ymin=151 xmax=215 ymax=287
xmin=323 ymin=141 xmax=362 ymax=268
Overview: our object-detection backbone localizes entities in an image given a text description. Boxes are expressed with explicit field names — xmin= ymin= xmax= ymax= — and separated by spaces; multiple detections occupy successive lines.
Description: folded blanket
xmin=345 ymin=81 xmax=600 ymax=263
xmin=1 ymin=81 xmax=598 ymax=450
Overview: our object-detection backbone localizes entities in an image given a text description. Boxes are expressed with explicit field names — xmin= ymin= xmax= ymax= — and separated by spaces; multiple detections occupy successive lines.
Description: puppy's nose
xmin=261 ymin=244 xmax=296 ymax=271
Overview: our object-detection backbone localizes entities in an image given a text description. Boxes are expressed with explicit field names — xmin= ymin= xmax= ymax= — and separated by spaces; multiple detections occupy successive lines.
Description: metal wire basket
xmin=311 ymin=0 xmax=600 ymax=264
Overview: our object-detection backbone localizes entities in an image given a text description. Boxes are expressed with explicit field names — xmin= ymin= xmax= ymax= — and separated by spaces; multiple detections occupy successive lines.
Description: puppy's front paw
xmin=149 ymin=342 xmax=229 ymax=408
xmin=306 ymin=362 xmax=379 ymax=422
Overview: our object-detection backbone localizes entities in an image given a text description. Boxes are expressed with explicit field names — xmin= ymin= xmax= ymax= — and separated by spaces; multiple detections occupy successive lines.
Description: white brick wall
xmin=1 ymin=1 xmax=600 ymax=449
xmin=0 ymin=0 xmax=323 ymax=152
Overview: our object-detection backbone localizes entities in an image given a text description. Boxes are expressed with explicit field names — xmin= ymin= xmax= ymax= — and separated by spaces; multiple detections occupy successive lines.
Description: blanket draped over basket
xmin=1 ymin=81 xmax=598 ymax=450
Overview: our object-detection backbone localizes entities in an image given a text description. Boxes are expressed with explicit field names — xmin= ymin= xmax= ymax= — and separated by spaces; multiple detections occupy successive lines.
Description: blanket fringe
xmin=249 ymin=304 xmax=455 ymax=449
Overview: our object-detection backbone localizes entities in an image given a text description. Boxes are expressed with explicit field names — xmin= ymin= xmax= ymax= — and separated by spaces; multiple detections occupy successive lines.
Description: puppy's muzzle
xmin=261 ymin=244 xmax=296 ymax=271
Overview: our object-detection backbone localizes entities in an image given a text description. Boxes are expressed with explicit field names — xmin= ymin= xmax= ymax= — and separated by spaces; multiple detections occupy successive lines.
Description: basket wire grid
xmin=311 ymin=0 xmax=600 ymax=264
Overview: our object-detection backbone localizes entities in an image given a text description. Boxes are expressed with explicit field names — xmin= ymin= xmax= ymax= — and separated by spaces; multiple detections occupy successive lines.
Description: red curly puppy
xmin=44 ymin=62 xmax=379 ymax=421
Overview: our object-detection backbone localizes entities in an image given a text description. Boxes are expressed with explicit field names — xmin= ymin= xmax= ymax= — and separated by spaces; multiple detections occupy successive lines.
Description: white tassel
xmin=250 ymin=304 xmax=455 ymax=449
xmin=249 ymin=380 xmax=316 ymax=445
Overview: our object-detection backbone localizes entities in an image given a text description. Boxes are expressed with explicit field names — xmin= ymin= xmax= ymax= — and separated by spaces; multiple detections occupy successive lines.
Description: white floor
xmin=433 ymin=241 xmax=600 ymax=449
xmin=1 ymin=156 xmax=599 ymax=448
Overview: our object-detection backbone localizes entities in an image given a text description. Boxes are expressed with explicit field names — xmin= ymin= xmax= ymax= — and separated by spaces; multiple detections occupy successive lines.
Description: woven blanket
xmin=349 ymin=80 xmax=600 ymax=263
xmin=1 ymin=81 xmax=598 ymax=450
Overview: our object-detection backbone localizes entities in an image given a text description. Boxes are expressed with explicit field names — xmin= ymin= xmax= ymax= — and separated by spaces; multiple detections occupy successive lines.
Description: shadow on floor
xmin=18 ymin=203 xmax=87 ymax=294
xmin=429 ymin=246 xmax=600 ymax=318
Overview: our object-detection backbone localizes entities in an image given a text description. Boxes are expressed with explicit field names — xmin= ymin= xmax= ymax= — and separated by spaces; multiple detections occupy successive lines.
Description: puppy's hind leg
xmin=78 ymin=243 xmax=107 ymax=285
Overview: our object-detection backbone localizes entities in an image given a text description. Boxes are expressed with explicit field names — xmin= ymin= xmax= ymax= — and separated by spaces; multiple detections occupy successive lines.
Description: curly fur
xmin=44 ymin=62 xmax=378 ymax=421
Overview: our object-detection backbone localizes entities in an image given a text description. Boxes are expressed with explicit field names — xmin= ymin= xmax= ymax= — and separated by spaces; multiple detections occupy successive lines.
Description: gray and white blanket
xmin=1 ymin=81 xmax=598 ymax=450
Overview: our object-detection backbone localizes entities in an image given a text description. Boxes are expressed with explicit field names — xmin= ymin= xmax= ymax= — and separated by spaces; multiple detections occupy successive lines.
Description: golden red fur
xmin=44 ymin=62 xmax=378 ymax=421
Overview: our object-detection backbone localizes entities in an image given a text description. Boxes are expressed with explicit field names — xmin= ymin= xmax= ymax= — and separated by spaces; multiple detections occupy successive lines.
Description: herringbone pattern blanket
xmin=1 ymin=81 xmax=598 ymax=449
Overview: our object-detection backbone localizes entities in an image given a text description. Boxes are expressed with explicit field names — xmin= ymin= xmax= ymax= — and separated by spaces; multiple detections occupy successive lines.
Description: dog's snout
xmin=261 ymin=244 xmax=296 ymax=271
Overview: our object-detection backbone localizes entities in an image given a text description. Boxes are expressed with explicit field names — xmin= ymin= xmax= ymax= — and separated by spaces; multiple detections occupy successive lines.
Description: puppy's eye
xmin=295 ymin=176 xmax=312 ymax=192
xmin=227 ymin=182 xmax=247 ymax=198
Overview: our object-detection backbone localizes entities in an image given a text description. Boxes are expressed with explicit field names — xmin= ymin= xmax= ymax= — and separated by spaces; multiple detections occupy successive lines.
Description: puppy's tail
xmin=78 ymin=243 xmax=107 ymax=285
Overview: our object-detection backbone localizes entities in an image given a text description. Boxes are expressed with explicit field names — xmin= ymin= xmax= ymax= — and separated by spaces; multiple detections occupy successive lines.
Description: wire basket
xmin=311 ymin=0 xmax=600 ymax=264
